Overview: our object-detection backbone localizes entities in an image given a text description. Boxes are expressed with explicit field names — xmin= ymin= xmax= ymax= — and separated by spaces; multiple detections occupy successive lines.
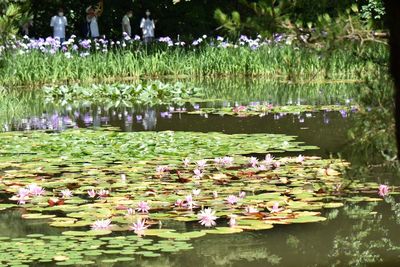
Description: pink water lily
xmin=97 ymin=189 xmax=109 ymax=198
xmin=249 ymin=157 xmax=259 ymax=167
xmin=245 ymin=206 xmax=259 ymax=213
xmin=60 ymin=189 xmax=73 ymax=198
xmin=226 ymin=195 xmax=239 ymax=205
xmin=269 ymin=202 xmax=283 ymax=213
xmin=91 ymin=219 xmax=112 ymax=230
xmin=136 ymin=201 xmax=150 ymax=213
xmin=192 ymin=189 xmax=201 ymax=196
xmin=87 ymin=189 xmax=96 ymax=198
xmin=198 ymin=208 xmax=218 ymax=227
xmin=212 ymin=191 xmax=219 ymax=198
xmin=175 ymin=199 xmax=185 ymax=207
xmin=130 ymin=218 xmax=149 ymax=236
xmin=296 ymin=154 xmax=305 ymax=163
xmin=183 ymin=158 xmax=190 ymax=167
xmin=228 ymin=214 xmax=238 ymax=227
xmin=196 ymin=159 xmax=207 ymax=169
xmin=28 ymin=183 xmax=45 ymax=196
xmin=264 ymin=154 xmax=274 ymax=165
xmin=239 ymin=191 xmax=246 ymax=198
xmin=127 ymin=208 xmax=135 ymax=216
xmin=193 ymin=169 xmax=203 ymax=178
xmin=378 ymin=184 xmax=389 ymax=197
xmin=185 ymin=194 xmax=197 ymax=209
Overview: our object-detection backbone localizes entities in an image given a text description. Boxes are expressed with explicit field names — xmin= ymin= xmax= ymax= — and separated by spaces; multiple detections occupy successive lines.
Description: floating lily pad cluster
xmin=43 ymin=81 xmax=204 ymax=106
xmin=0 ymin=234 xmax=192 ymax=266
xmin=0 ymin=129 xmax=392 ymax=265
xmin=184 ymin=104 xmax=359 ymax=117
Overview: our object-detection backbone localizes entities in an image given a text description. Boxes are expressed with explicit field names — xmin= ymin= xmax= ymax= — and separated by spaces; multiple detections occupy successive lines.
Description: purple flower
xmin=194 ymin=168 xmax=203 ymax=178
xmin=196 ymin=159 xmax=207 ymax=169
xmin=87 ymin=189 xmax=96 ymax=198
xmin=130 ymin=218 xmax=148 ymax=236
xmin=28 ymin=184 xmax=45 ymax=196
xmin=136 ymin=201 xmax=150 ymax=213
xmin=378 ymin=184 xmax=389 ymax=197
xmin=91 ymin=219 xmax=112 ymax=230
xmin=198 ymin=208 xmax=217 ymax=227
xmin=226 ymin=195 xmax=239 ymax=205
xmin=61 ymin=189 xmax=73 ymax=198
xmin=269 ymin=202 xmax=283 ymax=213
xmin=97 ymin=189 xmax=109 ymax=198
xmin=228 ymin=214 xmax=237 ymax=227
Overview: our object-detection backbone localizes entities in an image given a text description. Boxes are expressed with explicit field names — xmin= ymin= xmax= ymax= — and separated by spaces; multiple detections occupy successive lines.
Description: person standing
xmin=140 ymin=10 xmax=155 ymax=43
xmin=122 ymin=10 xmax=133 ymax=37
xmin=50 ymin=8 xmax=67 ymax=43
xmin=85 ymin=5 xmax=101 ymax=38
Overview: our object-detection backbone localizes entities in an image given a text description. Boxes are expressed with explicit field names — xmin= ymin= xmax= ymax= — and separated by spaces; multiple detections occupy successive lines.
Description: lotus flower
xmin=226 ymin=195 xmax=239 ymax=205
xmin=192 ymin=189 xmax=201 ymax=196
xmin=60 ymin=189 xmax=73 ymax=198
xmin=193 ymin=169 xmax=203 ymax=179
xmin=185 ymin=194 xmax=196 ymax=209
xmin=91 ymin=219 xmax=112 ymax=230
xmin=97 ymin=189 xmax=109 ymax=198
xmin=228 ymin=214 xmax=237 ymax=227
xmin=212 ymin=191 xmax=218 ymax=198
xmin=127 ymin=208 xmax=135 ymax=215
xmin=136 ymin=201 xmax=150 ymax=213
xmin=28 ymin=183 xmax=45 ymax=196
xmin=87 ymin=189 xmax=96 ymax=198
xmin=378 ymin=184 xmax=389 ymax=197
xmin=183 ymin=158 xmax=190 ymax=167
xmin=198 ymin=208 xmax=218 ymax=227
xmin=264 ymin=154 xmax=274 ymax=165
xmin=245 ymin=206 xmax=259 ymax=213
xmin=249 ymin=157 xmax=259 ymax=167
xmin=269 ymin=202 xmax=283 ymax=213
xmin=196 ymin=159 xmax=207 ymax=169
xmin=130 ymin=218 xmax=148 ymax=236
xmin=175 ymin=199 xmax=185 ymax=207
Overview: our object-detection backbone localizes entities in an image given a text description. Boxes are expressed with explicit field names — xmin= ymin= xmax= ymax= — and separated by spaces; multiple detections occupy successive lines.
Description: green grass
xmin=0 ymin=42 xmax=388 ymax=87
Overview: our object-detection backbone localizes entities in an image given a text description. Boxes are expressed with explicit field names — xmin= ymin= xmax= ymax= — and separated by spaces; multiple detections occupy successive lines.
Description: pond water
xmin=0 ymin=78 xmax=399 ymax=267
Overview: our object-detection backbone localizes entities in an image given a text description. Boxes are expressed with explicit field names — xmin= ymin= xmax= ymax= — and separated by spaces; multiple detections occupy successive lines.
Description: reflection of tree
xmin=328 ymin=203 xmax=400 ymax=266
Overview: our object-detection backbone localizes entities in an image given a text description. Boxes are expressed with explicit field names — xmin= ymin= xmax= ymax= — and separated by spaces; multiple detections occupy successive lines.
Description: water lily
xmin=175 ymin=199 xmax=185 ymax=207
xmin=222 ymin=156 xmax=234 ymax=166
xmin=130 ymin=218 xmax=148 ymax=236
xmin=249 ymin=157 xmax=259 ymax=167
xmin=264 ymin=154 xmax=274 ymax=165
xmin=60 ymin=189 xmax=73 ymax=198
xmin=226 ymin=195 xmax=239 ymax=205
xmin=296 ymin=155 xmax=305 ymax=163
xmin=185 ymin=194 xmax=196 ymax=209
xmin=97 ymin=189 xmax=109 ymax=198
xmin=212 ymin=191 xmax=218 ymax=198
xmin=198 ymin=208 xmax=218 ymax=227
xmin=269 ymin=202 xmax=283 ymax=213
xmin=156 ymin=165 xmax=169 ymax=176
xmin=136 ymin=201 xmax=150 ymax=213
xmin=28 ymin=183 xmax=45 ymax=196
xmin=239 ymin=191 xmax=246 ymax=198
xmin=91 ymin=219 xmax=112 ymax=230
xmin=192 ymin=189 xmax=201 ymax=196
xmin=183 ymin=158 xmax=190 ymax=167
xmin=127 ymin=208 xmax=135 ymax=215
xmin=196 ymin=159 xmax=207 ymax=169
xmin=228 ymin=214 xmax=237 ymax=227
xmin=193 ymin=168 xmax=203 ymax=179
xmin=273 ymin=161 xmax=281 ymax=168
xmin=378 ymin=184 xmax=389 ymax=197
xmin=87 ymin=189 xmax=96 ymax=198
xmin=245 ymin=206 xmax=259 ymax=213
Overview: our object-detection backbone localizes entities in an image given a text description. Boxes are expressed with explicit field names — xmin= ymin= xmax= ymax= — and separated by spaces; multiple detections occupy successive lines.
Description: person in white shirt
xmin=50 ymin=8 xmax=67 ymax=43
xmin=122 ymin=10 xmax=133 ymax=37
xmin=140 ymin=10 xmax=155 ymax=43
xmin=85 ymin=6 xmax=100 ymax=38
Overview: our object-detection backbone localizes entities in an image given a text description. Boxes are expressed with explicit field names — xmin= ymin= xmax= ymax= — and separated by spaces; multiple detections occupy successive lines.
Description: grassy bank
xmin=0 ymin=36 xmax=388 ymax=87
